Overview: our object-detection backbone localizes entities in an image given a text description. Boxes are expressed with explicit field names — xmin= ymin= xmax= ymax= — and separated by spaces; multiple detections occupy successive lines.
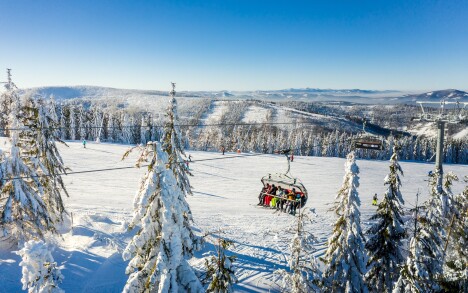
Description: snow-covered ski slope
xmin=197 ymin=100 xmax=365 ymax=133
xmin=0 ymin=142 xmax=466 ymax=292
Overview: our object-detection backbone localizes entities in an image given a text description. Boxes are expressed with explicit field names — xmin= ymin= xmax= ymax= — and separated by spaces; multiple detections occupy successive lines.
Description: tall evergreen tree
xmin=0 ymin=69 xmax=14 ymax=137
xmin=162 ymin=83 xmax=202 ymax=255
xmin=69 ymin=106 xmax=77 ymax=140
xmin=162 ymin=83 xmax=192 ymax=196
xmin=0 ymin=80 xmax=54 ymax=243
xmin=21 ymin=98 xmax=70 ymax=223
xmin=122 ymin=142 xmax=203 ymax=293
xmin=365 ymin=146 xmax=406 ymax=292
xmin=393 ymin=171 xmax=447 ymax=292
xmin=322 ymin=151 xmax=368 ymax=293
xmin=440 ymin=172 xmax=467 ymax=291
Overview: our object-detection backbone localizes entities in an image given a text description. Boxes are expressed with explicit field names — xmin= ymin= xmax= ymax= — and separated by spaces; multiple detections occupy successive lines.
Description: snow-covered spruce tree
xmin=0 ymin=80 xmax=54 ymax=243
xmin=274 ymin=210 xmax=320 ymax=293
xmin=322 ymin=151 xmax=368 ymax=293
xmin=162 ymin=83 xmax=193 ymax=196
xmin=440 ymin=172 xmax=467 ymax=291
xmin=0 ymin=69 xmax=14 ymax=137
xmin=16 ymin=239 xmax=64 ymax=293
xmin=162 ymin=83 xmax=202 ymax=256
xmin=122 ymin=141 xmax=203 ymax=293
xmin=78 ymin=106 xmax=86 ymax=140
xmin=393 ymin=171 xmax=449 ymax=292
xmin=69 ymin=106 xmax=77 ymax=140
xmin=21 ymin=97 xmax=70 ymax=223
xmin=204 ymin=236 xmax=237 ymax=293
xmin=365 ymin=146 xmax=406 ymax=292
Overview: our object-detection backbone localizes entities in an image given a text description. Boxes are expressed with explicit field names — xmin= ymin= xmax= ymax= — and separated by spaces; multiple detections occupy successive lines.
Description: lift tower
xmin=414 ymin=100 xmax=467 ymax=192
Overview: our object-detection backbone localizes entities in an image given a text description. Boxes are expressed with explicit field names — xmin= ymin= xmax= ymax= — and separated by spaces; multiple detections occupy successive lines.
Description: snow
xmin=0 ymin=141 xmax=467 ymax=292
xmin=453 ymin=128 xmax=468 ymax=139
xmin=409 ymin=122 xmax=436 ymax=138
xmin=200 ymin=101 xmax=229 ymax=124
xmin=242 ymin=105 xmax=269 ymax=123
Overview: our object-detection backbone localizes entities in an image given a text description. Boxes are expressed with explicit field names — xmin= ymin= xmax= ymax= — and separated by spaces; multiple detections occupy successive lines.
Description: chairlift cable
xmin=0 ymin=148 xmax=300 ymax=181
xmin=0 ymin=121 xmax=328 ymax=132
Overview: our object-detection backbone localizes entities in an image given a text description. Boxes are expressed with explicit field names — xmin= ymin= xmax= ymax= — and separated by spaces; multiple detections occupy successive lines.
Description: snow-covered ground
xmin=199 ymin=101 xmax=229 ymax=125
xmin=454 ymin=127 xmax=468 ymax=139
xmin=242 ymin=105 xmax=269 ymax=123
xmin=0 ymin=141 xmax=466 ymax=292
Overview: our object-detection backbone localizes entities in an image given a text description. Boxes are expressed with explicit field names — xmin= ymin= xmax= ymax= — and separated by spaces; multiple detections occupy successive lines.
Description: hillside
xmin=0 ymin=141 xmax=466 ymax=292
xmin=14 ymin=86 xmax=468 ymax=139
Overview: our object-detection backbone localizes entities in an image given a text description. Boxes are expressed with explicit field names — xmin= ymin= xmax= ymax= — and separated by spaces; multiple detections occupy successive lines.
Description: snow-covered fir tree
xmin=78 ymin=106 xmax=86 ymax=140
xmin=0 ymin=79 xmax=54 ymax=243
xmin=204 ymin=236 xmax=237 ymax=293
xmin=0 ymin=69 xmax=14 ymax=137
xmin=444 ymin=176 xmax=467 ymax=291
xmin=58 ymin=106 xmax=66 ymax=141
xmin=440 ymin=172 xmax=467 ymax=291
xmin=365 ymin=146 xmax=406 ymax=292
xmin=322 ymin=151 xmax=368 ymax=293
xmin=16 ymin=240 xmax=64 ymax=293
xmin=274 ymin=210 xmax=320 ymax=293
xmin=393 ymin=171 xmax=449 ymax=292
xmin=122 ymin=141 xmax=203 ymax=293
xmin=162 ymin=83 xmax=202 ymax=257
xmin=21 ymin=98 xmax=70 ymax=223
xmin=162 ymin=83 xmax=193 ymax=196
xmin=69 ymin=106 xmax=77 ymax=140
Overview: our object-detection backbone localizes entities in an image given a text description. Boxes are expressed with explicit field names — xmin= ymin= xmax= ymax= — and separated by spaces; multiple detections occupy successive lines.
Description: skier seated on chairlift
xmin=289 ymin=189 xmax=303 ymax=216
xmin=264 ymin=184 xmax=277 ymax=206
xmin=282 ymin=189 xmax=295 ymax=213
xmin=372 ymin=193 xmax=378 ymax=206
xmin=275 ymin=187 xmax=285 ymax=211
xmin=258 ymin=183 xmax=270 ymax=205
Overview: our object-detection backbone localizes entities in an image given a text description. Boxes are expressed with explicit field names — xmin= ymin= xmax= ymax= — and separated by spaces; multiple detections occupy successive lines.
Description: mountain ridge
xmin=17 ymin=86 xmax=468 ymax=104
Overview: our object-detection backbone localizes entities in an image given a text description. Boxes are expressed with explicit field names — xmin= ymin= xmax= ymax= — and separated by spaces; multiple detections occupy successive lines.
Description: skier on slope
xmin=83 ymin=139 xmax=87 ymax=148
xmin=372 ymin=193 xmax=378 ymax=206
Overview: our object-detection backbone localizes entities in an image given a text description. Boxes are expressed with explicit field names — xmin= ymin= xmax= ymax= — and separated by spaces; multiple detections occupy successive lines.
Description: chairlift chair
xmin=259 ymin=149 xmax=309 ymax=208
xmin=353 ymin=121 xmax=384 ymax=150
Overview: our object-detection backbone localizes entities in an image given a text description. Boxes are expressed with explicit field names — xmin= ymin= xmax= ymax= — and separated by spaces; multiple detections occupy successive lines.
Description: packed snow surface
xmin=0 ymin=142 xmax=466 ymax=292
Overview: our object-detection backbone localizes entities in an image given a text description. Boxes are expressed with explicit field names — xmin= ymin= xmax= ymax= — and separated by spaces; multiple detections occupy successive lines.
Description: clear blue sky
xmin=1 ymin=0 xmax=467 ymax=91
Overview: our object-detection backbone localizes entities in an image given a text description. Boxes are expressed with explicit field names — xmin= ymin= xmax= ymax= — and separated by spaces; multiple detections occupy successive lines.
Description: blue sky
xmin=0 ymin=0 xmax=467 ymax=91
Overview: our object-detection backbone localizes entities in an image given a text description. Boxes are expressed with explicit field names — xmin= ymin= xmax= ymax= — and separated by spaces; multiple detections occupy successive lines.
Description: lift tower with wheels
xmin=413 ymin=100 xmax=467 ymax=192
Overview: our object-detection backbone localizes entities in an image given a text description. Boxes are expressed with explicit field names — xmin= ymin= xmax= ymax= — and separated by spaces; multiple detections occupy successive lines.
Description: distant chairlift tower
xmin=0 ymin=68 xmax=12 ymax=88
xmin=413 ymin=100 xmax=467 ymax=192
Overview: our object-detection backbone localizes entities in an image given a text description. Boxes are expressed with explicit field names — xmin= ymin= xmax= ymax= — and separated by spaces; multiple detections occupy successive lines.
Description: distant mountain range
xmin=399 ymin=89 xmax=468 ymax=103
xmin=18 ymin=86 xmax=468 ymax=105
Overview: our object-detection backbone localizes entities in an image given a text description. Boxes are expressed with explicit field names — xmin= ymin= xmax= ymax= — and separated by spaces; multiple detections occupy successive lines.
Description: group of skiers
xmin=257 ymin=183 xmax=305 ymax=215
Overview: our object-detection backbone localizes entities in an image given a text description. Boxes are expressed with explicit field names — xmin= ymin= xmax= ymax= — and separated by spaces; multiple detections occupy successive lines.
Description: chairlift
xmin=258 ymin=149 xmax=309 ymax=209
xmin=353 ymin=121 xmax=384 ymax=150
